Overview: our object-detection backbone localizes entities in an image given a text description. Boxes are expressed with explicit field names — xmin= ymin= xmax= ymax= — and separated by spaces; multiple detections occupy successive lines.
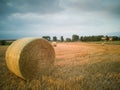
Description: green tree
xmin=112 ymin=36 xmax=119 ymax=41
xmin=105 ymin=35 xmax=109 ymax=41
xmin=96 ymin=35 xmax=104 ymax=41
xmin=61 ymin=36 xmax=64 ymax=42
xmin=0 ymin=40 xmax=6 ymax=45
xmin=42 ymin=36 xmax=51 ymax=41
xmin=72 ymin=34 xmax=79 ymax=41
xmin=81 ymin=35 xmax=104 ymax=42
xmin=80 ymin=36 xmax=84 ymax=41
xmin=53 ymin=36 xmax=57 ymax=41
xmin=66 ymin=38 xmax=71 ymax=42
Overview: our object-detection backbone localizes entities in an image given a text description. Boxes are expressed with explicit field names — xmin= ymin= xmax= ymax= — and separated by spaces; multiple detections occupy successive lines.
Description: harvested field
xmin=0 ymin=42 xmax=120 ymax=90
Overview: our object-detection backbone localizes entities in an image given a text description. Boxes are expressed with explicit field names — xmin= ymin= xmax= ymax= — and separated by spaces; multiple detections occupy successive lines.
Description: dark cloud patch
xmin=0 ymin=0 xmax=15 ymax=20
xmin=8 ymin=0 xmax=63 ymax=14
xmin=108 ymin=4 xmax=120 ymax=16
xmin=0 ymin=0 xmax=63 ymax=19
xmin=63 ymin=0 xmax=120 ymax=17
xmin=1 ymin=0 xmax=120 ymax=19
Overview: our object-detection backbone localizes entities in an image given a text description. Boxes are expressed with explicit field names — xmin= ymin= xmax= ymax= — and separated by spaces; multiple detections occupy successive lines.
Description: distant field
xmin=0 ymin=42 xmax=120 ymax=90
xmin=87 ymin=41 xmax=120 ymax=45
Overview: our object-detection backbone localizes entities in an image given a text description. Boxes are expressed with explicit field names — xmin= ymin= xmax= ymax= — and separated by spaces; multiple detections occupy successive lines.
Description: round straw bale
xmin=5 ymin=38 xmax=55 ymax=79
xmin=52 ymin=42 xmax=57 ymax=47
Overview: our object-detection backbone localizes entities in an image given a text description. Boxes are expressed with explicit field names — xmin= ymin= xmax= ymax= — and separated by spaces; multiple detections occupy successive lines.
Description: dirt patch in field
xmin=54 ymin=42 xmax=120 ymax=66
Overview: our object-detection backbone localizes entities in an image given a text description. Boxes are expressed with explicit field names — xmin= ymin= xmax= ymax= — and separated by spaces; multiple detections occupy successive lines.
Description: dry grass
xmin=0 ymin=42 xmax=120 ymax=90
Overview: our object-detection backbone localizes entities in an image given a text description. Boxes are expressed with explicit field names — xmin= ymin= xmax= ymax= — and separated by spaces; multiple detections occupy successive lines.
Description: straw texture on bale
xmin=5 ymin=38 xmax=55 ymax=79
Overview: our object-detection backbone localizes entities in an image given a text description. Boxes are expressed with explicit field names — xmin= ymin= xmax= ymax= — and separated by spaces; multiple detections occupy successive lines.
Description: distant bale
xmin=5 ymin=38 xmax=55 ymax=80
xmin=52 ymin=42 xmax=57 ymax=47
xmin=101 ymin=37 xmax=106 ymax=41
xmin=109 ymin=37 xmax=113 ymax=41
xmin=102 ymin=42 xmax=105 ymax=46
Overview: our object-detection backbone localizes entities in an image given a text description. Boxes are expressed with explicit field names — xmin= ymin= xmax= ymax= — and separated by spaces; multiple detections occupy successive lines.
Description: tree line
xmin=42 ymin=35 xmax=120 ymax=42
xmin=0 ymin=35 xmax=120 ymax=45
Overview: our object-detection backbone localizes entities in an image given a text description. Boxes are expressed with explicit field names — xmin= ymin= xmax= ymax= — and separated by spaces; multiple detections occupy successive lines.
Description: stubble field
xmin=0 ymin=42 xmax=120 ymax=90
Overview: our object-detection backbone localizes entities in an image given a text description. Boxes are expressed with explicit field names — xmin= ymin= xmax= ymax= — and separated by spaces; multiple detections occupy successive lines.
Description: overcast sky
xmin=0 ymin=0 xmax=120 ymax=39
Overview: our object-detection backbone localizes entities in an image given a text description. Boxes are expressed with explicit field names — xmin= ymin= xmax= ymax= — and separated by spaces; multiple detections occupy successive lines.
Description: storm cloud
xmin=0 ymin=0 xmax=120 ymax=39
xmin=0 ymin=0 xmax=63 ymax=14
xmin=62 ymin=0 xmax=120 ymax=16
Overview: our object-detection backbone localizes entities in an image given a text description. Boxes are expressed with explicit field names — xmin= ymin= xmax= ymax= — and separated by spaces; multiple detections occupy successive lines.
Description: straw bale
xmin=52 ymin=42 xmax=57 ymax=47
xmin=5 ymin=38 xmax=55 ymax=79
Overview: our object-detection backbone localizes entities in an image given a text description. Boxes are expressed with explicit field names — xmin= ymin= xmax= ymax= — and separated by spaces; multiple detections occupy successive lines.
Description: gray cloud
xmin=0 ymin=0 xmax=15 ymax=20
xmin=9 ymin=0 xmax=63 ymax=13
xmin=62 ymin=0 xmax=120 ymax=17
xmin=1 ymin=0 xmax=120 ymax=19
xmin=0 ymin=0 xmax=63 ymax=18
xmin=0 ymin=0 xmax=120 ymax=39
